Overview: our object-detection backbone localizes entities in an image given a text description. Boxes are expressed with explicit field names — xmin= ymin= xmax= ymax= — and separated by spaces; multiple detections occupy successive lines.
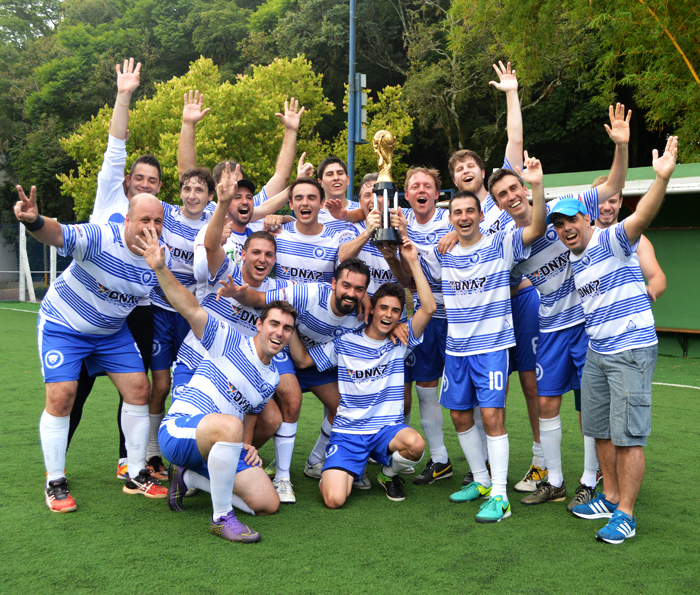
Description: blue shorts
xmin=440 ymin=351 xmax=509 ymax=410
xmin=509 ymin=285 xmax=539 ymax=373
xmin=274 ymin=346 xmax=336 ymax=390
xmin=38 ymin=316 xmax=144 ymax=383
xmin=322 ymin=424 xmax=407 ymax=480
xmin=151 ymin=307 xmax=192 ymax=371
xmin=171 ymin=361 xmax=196 ymax=404
xmin=158 ymin=413 xmax=255 ymax=479
xmin=405 ymin=316 xmax=447 ymax=382
xmin=536 ymin=323 xmax=589 ymax=396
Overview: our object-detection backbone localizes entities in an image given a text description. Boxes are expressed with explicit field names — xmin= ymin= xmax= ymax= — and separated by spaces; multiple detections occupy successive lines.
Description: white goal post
xmin=18 ymin=222 xmax=57 ymax=303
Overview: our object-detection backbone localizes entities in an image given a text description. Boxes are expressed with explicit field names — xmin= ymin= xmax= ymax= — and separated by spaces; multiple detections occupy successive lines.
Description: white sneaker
xmin=185 ymin=488 xmax=197 ymax=498
xmin=273 ymin=478 xmax=296 ymax=504
xmin=513 ymin=465 xmax=548 ymax=493
xmin=400 ymin=466 xmax=416 ymax=475
xmin=304 ymin=459 xmax=323 ymax=479
xmin=353 ymin=470 xmax=371 ymax=490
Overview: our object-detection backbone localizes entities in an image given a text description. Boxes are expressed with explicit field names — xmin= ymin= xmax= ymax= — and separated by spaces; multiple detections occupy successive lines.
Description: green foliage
xmin=60 ymin=56 xmax=334 ymax=219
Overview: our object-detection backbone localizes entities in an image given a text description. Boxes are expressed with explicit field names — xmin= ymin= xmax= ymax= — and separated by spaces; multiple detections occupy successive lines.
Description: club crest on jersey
xmin=96 ymin=283 xmax=139 ymax=305
xmin=546 ymin=228 xmax=558 ymax=242
xmin=626 ymin=320 xmax=637 ymax=331
xmin=347 ymin=364 xmax=388 ymax=382
xmin=582 ymin=256 xmax=591 ymax=266
xmin=577 ymin=279 xmax=600 ymax=301
xmin=469 ymin=253 xmax=480 ymax=265
xmin=141 ymin=271 xmax=154 ymax=284
xmin=44 ymin=350 xmax=64 ymax=369
xmin=227 ymin=382 xmax=251 ymax=413
xmin=280 ymin=265 xmax=322 ymax=281
xmin=503 ymin=319 xmax=511 ymax=330
xmin=314 ymin=247 xmax=325 ymax=258
xmin=426 ymin=232 xmax=437 ymax=244
xmin=273 ymin=352 xmax=289 ymax=362
xmin=450 ymin=277 xmax=486 ymax=294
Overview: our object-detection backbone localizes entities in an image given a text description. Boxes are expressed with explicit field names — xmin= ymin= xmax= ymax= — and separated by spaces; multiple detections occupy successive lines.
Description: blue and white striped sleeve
xmin=308 ymin=340 xmax=338 ymax=371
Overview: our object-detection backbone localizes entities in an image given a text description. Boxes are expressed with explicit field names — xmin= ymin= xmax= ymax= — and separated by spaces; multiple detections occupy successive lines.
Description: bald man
xmin=14 ymin=187 xmax=173 ymax=513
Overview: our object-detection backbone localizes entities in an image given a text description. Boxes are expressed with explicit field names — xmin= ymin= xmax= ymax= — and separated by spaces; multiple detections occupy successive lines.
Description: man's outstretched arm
xmin=637 ymin=235 xmax=666 ymax=302
xmin=204 ymin=163 xmax=239 ymax=277
xmin=490 ymin=61 xmax=523 ymax=173
xmin=178 ymin=90 xmax=210 ymax=177
xmin=14 ymin=186 xmax=64 ymax=248
xmin=519 ymin=152 xmax=546 ymax=247
xmin=264 ymin=98 xmax=305 ymax=197
xmin=595 ymin=103 xmax=631 ymax=202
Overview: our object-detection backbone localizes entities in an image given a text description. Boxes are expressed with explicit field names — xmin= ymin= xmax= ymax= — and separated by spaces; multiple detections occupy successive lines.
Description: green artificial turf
xmin=1 ymin=303 xmax=698 ymax=594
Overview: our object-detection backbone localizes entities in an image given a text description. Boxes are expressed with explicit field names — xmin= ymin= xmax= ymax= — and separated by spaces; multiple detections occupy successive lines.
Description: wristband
xmin=22 ymin=215 xmax=45 ymax=232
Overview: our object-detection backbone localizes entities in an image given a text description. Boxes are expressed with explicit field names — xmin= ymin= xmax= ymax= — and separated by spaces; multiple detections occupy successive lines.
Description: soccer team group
xmin=15 ymin=59 xmax=679 ymax=545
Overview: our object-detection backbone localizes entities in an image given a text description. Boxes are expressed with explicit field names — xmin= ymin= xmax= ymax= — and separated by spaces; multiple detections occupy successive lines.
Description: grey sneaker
xmin=352 ymin=470 xmax=371 ymax=490
xmin=273 ymin=478 xmax=296 ymax=504
xmin=521 ymin=481 xmax=567 ymax=505
xmin=304 ymin=459 xmax=323 ymax=479
xmin=567 ymin=483 xmax=596 ymax=512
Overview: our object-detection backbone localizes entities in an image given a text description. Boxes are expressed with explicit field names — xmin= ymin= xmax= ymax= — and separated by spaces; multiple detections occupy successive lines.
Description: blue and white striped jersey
xmin=150 ymin=203 xmax=211 ymax=311
xmin=41 ymin=223 xmax=170 ymax=335
xmin=422 ymin=228 xmax=530 ymax=356
xmin=511 ymin=190 xmax=600 ymax=333
xmin=404 ymin=207 xmax=452 ymax=319
xmin=318 ymin=199 xmax=360 ymax=234
xmin=166 ymin=315 xmax=279 ymax=421
xmin=480 ymin=156 xmax=515 ymax=235
xmin=570 ymin=222 xmax=656 ymax=354
xmin=265 ymin=282 xmax=363 ymax=349
xmin=274 ymin=222 xmax=340 ymax=284
xmin=309 ymin=320 xmax=423 ymax=434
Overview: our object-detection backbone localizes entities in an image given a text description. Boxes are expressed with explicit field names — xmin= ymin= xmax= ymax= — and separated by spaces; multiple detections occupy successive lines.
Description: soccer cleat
xmin=462 ymin=462 xmax=490 ymax=486
xmin=596 ymin=467 xmax=603 ymax=485
xmin=353 ymin=470 xmax=371 ymax=490
xmin=264 ymin=459 xmax=277 ymax=478
xmin=596 ymin=510 xmax=636 ymax=544
xmin=567 ymin=483 xmax=597 ymax=512
xmin=303 ymin=459 xmax=323 ymax=479
xmin=123 ymin=469 xmax=168 ymax=499
xmin=475 ymin=496 xmax=511 ymax=523
xmin=45 ymin=478 xmax=77 ymax=513
xmin=513 ymin=465 xmax=548 ymax=493
xmin=167 ymin=464 xmax=188 ymax=512
xmin=400 ymin=466 xmax=416 ymax=475
xmin=146 ymin=455 xmax=168 ymax=481
xmin=413 ymin=459 xmax=454 ymax=485
xmin=185 ymin=488 xmax=198 ymax=498
xmin=117 ymin=458 xmax=128 ymax=480
xmin=571 ymin=492 xmax=617 ymax=519
xmin=449 ymin=481 xmax=491 ymax=503
xmin=368 ymin=457 xmax=379 ymax=464
xmin=211 ymin=510 xmax=261 ymax=543
xmin=378 ymin=471 xmax=406 ymax=501
xmin=273 ymin=478 xmax=296 ymax=504
xmin=521 ymin=481 xmax=567 ymax=505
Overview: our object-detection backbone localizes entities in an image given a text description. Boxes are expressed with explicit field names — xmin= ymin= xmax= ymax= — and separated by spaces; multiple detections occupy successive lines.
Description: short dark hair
xmin=130 ymin=155 xmax=161 ymax=181
xmin=448 ymin=149 xmax=485 ymax=178
xmin=317 ymin=156 xmax=348 ymax=179
xmin=358 ymin=172 xmax=378 ymax=194
xmin=213 ymin=161 xmax=246 ymax=184
xmin=260 ymin=300 xmax=297 ymax=324
xmin=289 ymin=177 xmax=325 ymax=202
xmin=335 ymin=258 xmax=370 ymax=286
xmin=449 ymin=190 xmax=481 ymax=214
xmin=180 ymin=167 xmax=215 ymax=195
xmin=243 ymin=230 xmax=277 ymax=253
xmin=370 ymin=282 xmax=405 ymax=310
xmin=487 ymin=168 xmax=524 ymax=196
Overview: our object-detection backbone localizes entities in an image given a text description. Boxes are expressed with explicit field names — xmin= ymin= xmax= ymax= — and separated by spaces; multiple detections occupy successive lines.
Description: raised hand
xmin=517 ymin=150 xmax=543 ymax=186
xmin=14 ymin=185 xmax=39 ymax=223
xmin=116 ymin=58 xmax=141 ymax=97
xmin=652 ymin=135 xmax=678 ymax=181
xmin=399 ymin=235 xmax=419 ymax=263
xmin=325 ymin=198 xmax=347 ymax=220
xmin=221 ymin=221 xmax=233 ymax=244
xmin=275 ymin=97 xmax=305 ymax=132
xmin=297 ymin=151 xmax=314 ymax=178
xmin=604 ymin=103 xmax=632 ymax=146
xmin=488 ymin=61 xmax=518 ymax=94
xmin=216 ymin=162 xmax=242 ymax=204
xmin=182 ymin=90 xmax=210 ymax=125
xmin=132 ymin=227 xmax=166 ymax=270
xmin=366 ymin=208 xmax=382 ymax=233
xmin=390 ymin=206 xmax=408 ymax=237
xmin=264 ymin=214 xmax=285 ymax=235
xmin=216 ymin=274 xmax=250 ymax=301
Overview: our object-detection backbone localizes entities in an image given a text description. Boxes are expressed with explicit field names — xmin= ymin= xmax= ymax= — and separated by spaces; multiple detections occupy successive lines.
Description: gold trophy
xmin=369 ymin=130 xmax=401 ymax=246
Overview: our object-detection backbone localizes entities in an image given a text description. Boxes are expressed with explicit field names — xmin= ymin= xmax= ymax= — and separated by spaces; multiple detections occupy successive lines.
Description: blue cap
xmin=545 ymin=199 xmax=589 ymax=225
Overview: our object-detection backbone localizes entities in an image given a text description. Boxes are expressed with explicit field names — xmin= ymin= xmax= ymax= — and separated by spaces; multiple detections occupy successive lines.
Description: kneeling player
xmin=290 ymin=238 xmax=435 ymax=507
xmin=136 ymin=227 xmax=295 ymax=543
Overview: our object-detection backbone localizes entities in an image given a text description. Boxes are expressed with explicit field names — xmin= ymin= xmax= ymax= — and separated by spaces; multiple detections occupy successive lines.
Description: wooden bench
xmin=655 ymin=327 xmax=700 ymax=358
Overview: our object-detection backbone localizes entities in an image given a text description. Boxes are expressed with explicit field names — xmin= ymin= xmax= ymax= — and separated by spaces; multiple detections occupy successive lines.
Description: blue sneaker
xmin=571 ymin=492 xmax=617 ymax=519
xmin=596 ymin=510 xmax=636 ymax=544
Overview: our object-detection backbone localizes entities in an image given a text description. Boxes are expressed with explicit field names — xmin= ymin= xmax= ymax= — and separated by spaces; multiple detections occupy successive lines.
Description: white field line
xmin=0 ymin=306 xmax=39 ymax=313
xmin=653 ymin=382 xmax=700 ymax=390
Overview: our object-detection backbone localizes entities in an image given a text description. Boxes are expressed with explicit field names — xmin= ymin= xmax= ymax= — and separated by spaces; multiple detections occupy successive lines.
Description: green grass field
xmin=1 ymin=303 xmax=699 ymax=594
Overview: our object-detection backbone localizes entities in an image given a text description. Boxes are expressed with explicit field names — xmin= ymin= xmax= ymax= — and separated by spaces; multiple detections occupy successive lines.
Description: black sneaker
xmin=378 ymin=471 xmax=406 ymax=501
xmin=413 ymin=459 xmax=453 ymax=485
xmin=567 ymin=483 xmax=597 ymax=512
xmin=463 ymin=462 xmax=490 ymax=486
xmin=45 ymin=478 xmax=77 ymax=513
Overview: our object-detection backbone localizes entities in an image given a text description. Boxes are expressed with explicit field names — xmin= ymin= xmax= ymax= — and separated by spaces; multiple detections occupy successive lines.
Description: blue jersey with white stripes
xmin=166 ymin=315 xmax=279 ymax=421
xmin=41 ymin=223 xmax=170 ymax=335
xmin=570 ymin=222 xmax=656 ymax=354
xmin=422 ymin=228 xmax=530 ymax=356
xmin=274 ymin=222 xmax=340 ymax=284
xmin=309 ymin=320 xmax=422 ymax=434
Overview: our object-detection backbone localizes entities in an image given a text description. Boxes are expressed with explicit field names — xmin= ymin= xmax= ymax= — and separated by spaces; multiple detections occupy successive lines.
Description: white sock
xmin=457 ymin=425 xmax=490 ymax=487
xmin=183 ymin=469 xmax=209 ymax=492
xmin=146 ymin=411 xmax=165 ymax=459
xmin=404 ymin=411 xmax=411 ymax=427
xmin=539 ymin=416 xmax=563 ymax=487
xmin=473 ymin=407 xmax=488 ymax=462
xmin=121 ymin=403 xmax=149 ymax=478
xmin=208 ymin=441 xmax=242 ymax=521
xmin=382 ymin=449 xmax=423 ymax=478
xmin=416 ymin=386 xmax=448 ymax=464
xmin=274 ymin=422 xmax=297 ymax=480
xmin=40 ymin=411 xmax=69 ymax=484
xmin=581 ymin=435 xmax=599 ymax=488
xmin=532 ymin=441 xmax=545 ymax=469
xmin=231 ymin=493 xmax=256 ymax=515
xmin=487 ymin=433 xmax=509 ymax=500
xmin=308 ymin=416 xmax=333 ymax=466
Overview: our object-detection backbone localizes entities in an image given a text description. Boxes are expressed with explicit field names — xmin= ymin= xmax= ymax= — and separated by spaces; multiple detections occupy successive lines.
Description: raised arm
xmin=338 ymin=209 xmax=381 ymax=261
xmin=637 ymin=234 xmax=667 ymax=302
xmin=110 ymin=58 xmax=140 ymax=141
xmin=264 ymin=98 xmax=305 ymax=197
xmin=595 ymin=103 xmax=631 ymax=201
xmin=288 ymin=330 xmax=314 ymax=369
xmin=326 ymin=199 xmax=366 ymax=223
xmin=216 ymin=274 xmax=266 ymax=309
xmin=623 ymin=136 xmax=678 ymax=245
xmin=178 ymin=90 xmax=210 ymax=176
xmin=14 ymin=186 xmax=64 ymax=248
xmin=204 ymin=162 xmax=240 ymax=277
xmin=134 ymin=227 xmax=209 ymax=339
xmin=376 ymin=241 xmax=412 ymax=287
xmin=519 ymin=152 xmax=546 ymax=246
xmin=490 ymin=61 xmax=523 ymax=172
xmin=400 ymin=237 xmax=435 ymax=338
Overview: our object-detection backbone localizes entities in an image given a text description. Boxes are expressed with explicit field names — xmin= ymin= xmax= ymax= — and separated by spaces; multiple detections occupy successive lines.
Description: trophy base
xmin=369 ymin=227 xmax=402 ymax=246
